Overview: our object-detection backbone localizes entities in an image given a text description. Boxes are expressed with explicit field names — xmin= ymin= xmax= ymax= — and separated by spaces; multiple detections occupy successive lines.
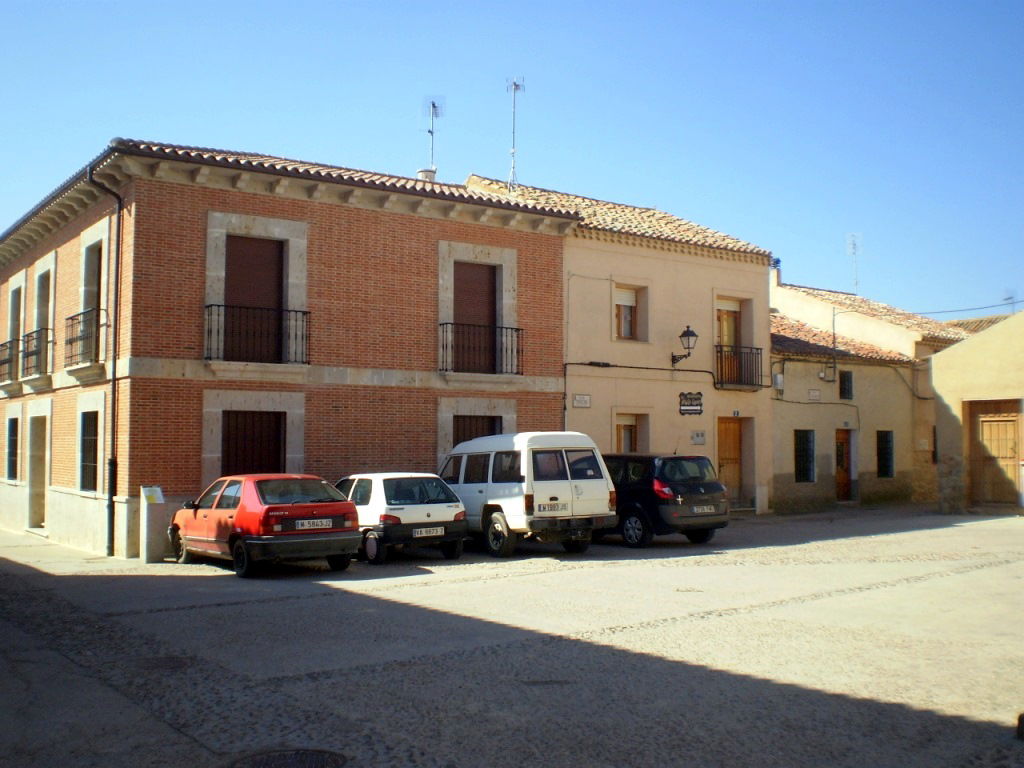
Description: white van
xmin=439 ymin=431 xmax=618 ymax=557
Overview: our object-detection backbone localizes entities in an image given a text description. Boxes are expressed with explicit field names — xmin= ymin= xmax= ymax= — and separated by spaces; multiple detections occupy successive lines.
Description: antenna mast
xmin=424 ymin=98 xmax=443 ymax=172
xmin=847 ymin=233 xmax=860 ymax=294
xmin=507 ymin=78 xmax=524 ymax=191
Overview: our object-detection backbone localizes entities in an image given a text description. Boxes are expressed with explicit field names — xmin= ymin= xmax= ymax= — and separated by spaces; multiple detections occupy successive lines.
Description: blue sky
xmin=2 ymin=0 xmax=1021 ymax=320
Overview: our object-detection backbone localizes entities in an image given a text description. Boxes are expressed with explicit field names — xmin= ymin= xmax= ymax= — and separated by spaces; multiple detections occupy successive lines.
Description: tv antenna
xmin=422 ymin=97 xmax=444 ymax=172
xmin=507 ymin=78 xmax=524 ymax=191
xmin=846 ymin=233 xmax=860 ymax=294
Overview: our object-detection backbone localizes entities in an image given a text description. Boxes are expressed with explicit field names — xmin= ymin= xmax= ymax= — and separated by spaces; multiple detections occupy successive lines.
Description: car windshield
xmin=658 ymin=457 xmax=717 ymax=483
xmin=383 ymin=477 xmax=459 ymax=505
xmin=256 ymin=479 xmax=346 ymax=504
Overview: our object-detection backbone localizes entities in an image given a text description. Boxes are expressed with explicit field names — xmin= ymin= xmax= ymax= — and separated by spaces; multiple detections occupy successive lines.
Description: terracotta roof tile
xmin=944 ymin=314 xmax=1010 ymax=334
xmin=465 ymin=175 xmax=770 ymax=256
xmin=771 ymin=313 xmax=913 ymax=363
xmin=779 ymin=282 xmax=968 ymax=342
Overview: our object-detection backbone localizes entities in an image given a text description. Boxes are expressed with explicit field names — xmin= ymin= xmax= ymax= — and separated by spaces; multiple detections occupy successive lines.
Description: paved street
xmin=1 ymin=506 xmax=1022 ymax=768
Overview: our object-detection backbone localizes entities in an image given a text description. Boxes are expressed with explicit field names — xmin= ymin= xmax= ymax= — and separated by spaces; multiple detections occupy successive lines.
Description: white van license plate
xmin=692 ymin=505 xmax=716 ymax=515
xmin=538 ymin=503 xmax=569 ymax=513
xmin=413 ymin=526 xmax=445 ymax=538
xmin=296 ymin=519 xmax=333 ymax=530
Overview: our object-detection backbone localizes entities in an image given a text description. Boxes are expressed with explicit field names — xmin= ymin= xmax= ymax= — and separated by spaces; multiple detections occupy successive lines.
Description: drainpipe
xmin=86 ymin=164 xmax=122 ymax=558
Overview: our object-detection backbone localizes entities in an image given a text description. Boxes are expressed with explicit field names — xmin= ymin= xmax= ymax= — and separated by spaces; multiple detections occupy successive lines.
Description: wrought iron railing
xmin=21 ymin=329 xmax=49 ymax=378
xmin=0 ymin=339 xmax=17 ymax=383
xmin=439 ymin=322 xmax=522 ymax=375
xmin=205 ymin=305 xmax=309 ymax=364
xmin=65 ymin=309 xmax=101 ymax=367
xmin=715 ymin=344 xmax=762 ymax=388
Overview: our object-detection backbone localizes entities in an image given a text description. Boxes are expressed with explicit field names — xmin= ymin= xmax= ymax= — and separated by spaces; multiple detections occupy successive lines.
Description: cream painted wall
xmin=771 ymin=357 xmax=917 ymax=512
xmin=931 ymin=311 xmax=1024 ymax=511
xmin=563 ymin=234 xmax=773 ymax=513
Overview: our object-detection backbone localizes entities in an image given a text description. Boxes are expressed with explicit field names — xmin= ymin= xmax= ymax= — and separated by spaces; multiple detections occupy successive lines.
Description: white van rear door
xmin=565 ymin=448 xmax=611 ymax=518
xmin=530 ymin=449 xmax=572 ymax=518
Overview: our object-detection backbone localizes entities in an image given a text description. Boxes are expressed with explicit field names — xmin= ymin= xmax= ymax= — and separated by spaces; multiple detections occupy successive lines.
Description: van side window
xmin=335 ymin=478 xmax=355 ymax=498
xmin=532 ymin=450 xmax=567 ymax=481
xmin=463 ymin=454 xmax=490 ymax=484
xmin=350 ymin=479 xmax=373 ymax=506
xmin=566 ymin=449 xmax=602 ymax=480
xmin=439 ymin=455 xmax=463 ymax=484
xmin=492 ymin=451 xmax=521 ymax=483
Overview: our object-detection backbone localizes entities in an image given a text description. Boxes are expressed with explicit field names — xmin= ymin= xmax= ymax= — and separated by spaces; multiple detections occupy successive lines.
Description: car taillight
xmin=342 ymin=510 xmax=358 ymax=529
xmin=524 ymin=493 xmax=534 ymax=515
xmin=380 ymin=514 xmax=401 ymax=525
xmin=261 ymin=507 xmax=286 ymax=533
xmin=608 ymin=490 xmax=617 ymax=511
xmin=454 ymin=509 xmax=466 ymax=521
xmin=653 ymin=479 xmax=675 ymax=500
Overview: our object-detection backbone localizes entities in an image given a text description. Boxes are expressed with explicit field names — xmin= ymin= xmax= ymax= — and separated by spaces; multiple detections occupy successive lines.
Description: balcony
xmin=715 ymin=344 xmax=763 ymax=390
xmin=65 ymin=309 xmax=101 ymax=367
xmin=205 ymin=305 xmax=309 ymax=365
xmin=0 ymin=339 xmax=18 ymax=389
xmin=21 ymin=329 xmax=49 ymax=377
xmin=439 ymin=322 xmax=522 ymax=375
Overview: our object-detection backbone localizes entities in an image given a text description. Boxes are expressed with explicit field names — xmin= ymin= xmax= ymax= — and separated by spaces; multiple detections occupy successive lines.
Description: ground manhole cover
xmin=226 ymin=749 xmax=347 ymax=768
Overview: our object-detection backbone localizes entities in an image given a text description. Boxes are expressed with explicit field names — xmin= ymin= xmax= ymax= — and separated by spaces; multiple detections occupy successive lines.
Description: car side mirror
xmin=186 ymin=500 xmax=200 ymax=510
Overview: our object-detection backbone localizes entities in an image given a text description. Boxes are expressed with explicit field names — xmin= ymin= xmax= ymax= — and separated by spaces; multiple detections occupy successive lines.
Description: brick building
xmin=0 ymin=139 xmax=577 ymax=556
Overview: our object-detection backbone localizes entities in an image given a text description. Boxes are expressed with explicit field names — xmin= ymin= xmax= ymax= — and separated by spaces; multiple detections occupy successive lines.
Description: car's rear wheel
xmin=364 ymin=531 xmax=388 ymax=565
xmin=326 ymin=554 xmax=352 ymax=571
xmin=685 ymin=528 xmax=716 ymax=545
xmin=232 ymin=540 xmax=258 ymax=578
xmin=562 ymin=538 xmax=590 ymax=554
xmin=440 ymin=538 xmax=464 ymax=560
xmin=621 ymin=511 xmax=654 ymax=548
xmin=485 ymin=512 xmax=517 ymax=558
xmin=171 ymin=529 xmax=193 ymax=564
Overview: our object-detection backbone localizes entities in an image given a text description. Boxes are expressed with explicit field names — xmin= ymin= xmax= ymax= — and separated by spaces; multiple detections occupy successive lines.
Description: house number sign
xmin=679 ymin=392 xmax=703 ymax=415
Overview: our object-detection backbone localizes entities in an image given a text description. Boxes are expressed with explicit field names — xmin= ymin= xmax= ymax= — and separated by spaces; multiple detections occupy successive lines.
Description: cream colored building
xmin=467 ymin=177 xmax=774 ymax=513
xmin=931 ymin=311 xmax=1023 ymax=512
xmin=770 ymin=270 xmax=966 ymax=501
xmin=770 ymin=313 xmax=917 ymax=511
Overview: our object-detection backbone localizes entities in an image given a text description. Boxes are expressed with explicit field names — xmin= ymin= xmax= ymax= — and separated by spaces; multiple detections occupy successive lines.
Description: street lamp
xmin=672 ymin=325 xmax=698 ymax=365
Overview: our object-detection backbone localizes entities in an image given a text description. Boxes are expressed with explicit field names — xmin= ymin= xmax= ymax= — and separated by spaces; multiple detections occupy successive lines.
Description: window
xmin=216 ymin=480 xmax=243 ymax=509
xmin=532 ymin=450 xmax=568 ymax=481
xmin=566 ymin=449 xmax=602 ymax=480
xmin=614 ymin=287 xmax=637 ymax=340
xmin=79 ymin=411 xmax=99 ymax=492
xmin=463 ymin=454 xmax=490 ymax=484
xmin=196 ymin=480 xmax=227 ymax=509
xmin=794 ymin=430 xmax=815 ymax=483
xmin=6 ymin=418 xmax=17 ymax=480
xmin=491 ymin=451 xmax=521 ymax=483
xmin=839 ymin=370 xmax=853 ymax=400
xmin=877 ymin=430 xmax=894 ymax=478
xmin=350 ymin=479 xmax=373 ymax=506
xmin=616 ymin=413 xmax=647 ymax=452
xmin=439 ymin=455 xmax=463 ymax=484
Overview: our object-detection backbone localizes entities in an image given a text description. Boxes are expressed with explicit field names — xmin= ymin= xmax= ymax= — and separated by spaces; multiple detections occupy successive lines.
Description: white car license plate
xmin=413 ymin=526 xmax=445 ymax=538
xmin=537 ymin=502 xmax=569 ymax=513
xmin=692 ymin=505 xmax=716 ymax=515
xmin=296 ymin=518 xmax=333 ymax=530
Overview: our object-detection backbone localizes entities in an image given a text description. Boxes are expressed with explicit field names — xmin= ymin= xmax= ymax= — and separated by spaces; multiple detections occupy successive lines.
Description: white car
xmin=335 ymin=472 xmax=468 ymax=564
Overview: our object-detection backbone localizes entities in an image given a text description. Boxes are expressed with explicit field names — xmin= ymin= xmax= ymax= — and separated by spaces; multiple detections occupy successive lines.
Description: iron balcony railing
xmin=65 ymin=308 xmax=101 ymax=367
xmin=21 ymin=329 xmax=49 ymax=378
xmin=439 ymin=322 xmax=522 ymax=375
xmin=715 ymin=344 xmax=763 ymax=388
xmin=205 ymin=305 xmax=309 ymax=364
xmin=0 ymin=339 xmax=17 ymax=383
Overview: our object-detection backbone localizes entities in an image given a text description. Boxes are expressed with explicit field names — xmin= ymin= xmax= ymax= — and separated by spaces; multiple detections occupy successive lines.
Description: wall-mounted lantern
xmin=671 ymin=325 xmax=698 ymax=365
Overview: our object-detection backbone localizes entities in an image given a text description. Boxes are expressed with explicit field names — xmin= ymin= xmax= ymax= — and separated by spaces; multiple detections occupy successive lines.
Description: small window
xmin=216 ymin=480 xmax=243 ymax=509
xmin=614 ymin=287 xmax=637 ymax=340
xmin=196 ymin=480 xmax=227 ymax=509
xmin=532 ymin=450 xmax=568 ymax=482
xmin=839 ymin=370 xmax=853 ymax=400
xmin=877 ymin=430 xmax=894 ymax=479
xmin=616 ymin=413 xmax=646 ymax=452
xmin=6 ymin=417 xmax=17 ymax=481
xmin=439 ymin=455 xmax=463 ymax=484
xmin=794 ymin=430 xmax=815 ymax=483
xmin=463 ymin=454 xmax=490 ymax=484
xmin=80 ymin=411 xmax=99 ymax=492
xmin=566 ymin=449 xmax=602 ymax=480
xmin=492 ymin=451 xmax=521 ymax=483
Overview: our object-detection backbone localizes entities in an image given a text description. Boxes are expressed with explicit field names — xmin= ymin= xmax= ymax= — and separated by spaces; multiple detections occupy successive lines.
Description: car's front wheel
xmin=171 ymin=529 xmax=193 ymax=564
xmin=326 ymin=554 xmax=352 ymax=571
xmin=232 ymin=540 xmax=258 ymax=578
xmin=364 ymin=531 xmax=388 ymax=565
xmin=485 ymin=512 xmax=517 ymax=558
xmin=685 ymin=528 xmax=716 ymax=545
xmin=621 ymin=511 xmax=654 ymax=548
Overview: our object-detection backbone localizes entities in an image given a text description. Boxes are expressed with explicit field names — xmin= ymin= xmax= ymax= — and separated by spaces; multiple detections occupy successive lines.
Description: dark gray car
xmin=601 ymin=454 xmax=729 ymax=547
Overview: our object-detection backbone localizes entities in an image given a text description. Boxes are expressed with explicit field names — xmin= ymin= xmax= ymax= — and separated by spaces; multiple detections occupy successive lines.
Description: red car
xmin=168 ymin=474 xmax=362 ymax=577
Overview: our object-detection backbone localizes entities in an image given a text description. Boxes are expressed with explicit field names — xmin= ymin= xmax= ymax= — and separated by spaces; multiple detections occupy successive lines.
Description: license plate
xmin=537 ymin=502 xmax=569 ymax=513
xmin=296 ymin=518 xmax=333 ymax=530
xmin=413 ymin=526 xmax=445 ymax=538
xmin=692 ymin=505 xmax=716 ymax=515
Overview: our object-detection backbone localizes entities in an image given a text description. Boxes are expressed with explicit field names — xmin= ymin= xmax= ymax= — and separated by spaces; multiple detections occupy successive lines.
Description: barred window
xmin=6 ymin=418 xmax=17 ymax=481
xmin=794 ymin=430 xmax=815 ymax=483
xmin=80 ymin=411 xmax=99 ymax=492
xmin=839 ymin=370 xmax=854 ymax=400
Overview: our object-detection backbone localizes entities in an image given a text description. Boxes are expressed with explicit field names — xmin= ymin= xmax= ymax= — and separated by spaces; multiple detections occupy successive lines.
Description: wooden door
xmin=453 ymin=414 xmax=502 ymax=446
xmin=221 ymin=410 xmax=285 ymax=476
xmin=972 ymin=406 xmax=1019 ymax=503
xmin=717 ymin=418 xmax=742 ymax=504
xmin=453 ymin=262 xmax=497 ymax=373
xmin=224 ymin=236 xmax=283 ymax=363
xmin=835 ymin=429 xmax=852 ymax=500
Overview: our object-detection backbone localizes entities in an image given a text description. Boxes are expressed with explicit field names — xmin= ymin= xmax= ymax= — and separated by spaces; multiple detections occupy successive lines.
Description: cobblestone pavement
xmin=1 ymin=505 xmax=1022 ymax=768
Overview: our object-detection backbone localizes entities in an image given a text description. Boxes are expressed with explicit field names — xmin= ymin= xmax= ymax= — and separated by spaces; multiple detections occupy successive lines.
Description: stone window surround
xmin=79 ymin=219 xmax=110 ymax=362
xmin=201 ymin=390 xmax=305 ymax=487
xmin=438 ymin=240 xmax=517 ymax=326
xmin=76 ymin=390 xmax=105 ymax=496
xmin=613 ymin=408 xmax=652 ymax=452
xmin=5 ymin=270 xmax=26 ymax=344
xmin=4 ymin=403 xmax=20 ymax=483
xmin=436 ymin=396 xmax=517 ymax=468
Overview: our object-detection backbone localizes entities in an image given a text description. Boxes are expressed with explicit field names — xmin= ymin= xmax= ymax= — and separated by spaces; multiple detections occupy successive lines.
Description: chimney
xmin=417 ymin=168 xmax=437 ymax=182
